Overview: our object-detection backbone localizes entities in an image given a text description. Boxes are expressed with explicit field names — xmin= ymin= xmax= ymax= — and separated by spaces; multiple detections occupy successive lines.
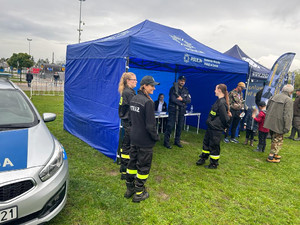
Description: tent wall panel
xmin=185 ymin=71 xmax=247 ymax=129
xmin=64 ymin=58 xmax=126 ymax=160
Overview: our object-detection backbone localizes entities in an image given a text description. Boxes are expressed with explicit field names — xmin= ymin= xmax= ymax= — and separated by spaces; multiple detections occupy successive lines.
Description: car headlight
xmin=39 ymin=139 xmax=64 ymax=182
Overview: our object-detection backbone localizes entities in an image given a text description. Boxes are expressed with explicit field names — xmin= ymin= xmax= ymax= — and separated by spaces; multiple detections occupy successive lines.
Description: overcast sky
xmin=0 ymin=0 xmax=299 ymax=70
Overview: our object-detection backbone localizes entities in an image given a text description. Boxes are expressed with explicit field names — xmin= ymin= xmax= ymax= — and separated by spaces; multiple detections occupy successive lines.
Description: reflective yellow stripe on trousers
xmin=137 ymin=173 xmax=149 ymax=180
xmin=127 ymin=169 xmax=137 ymax=175
xmin=202 ymin=150 xmax=210 ymax=154
xmin=121 ymin=154 xmax=130 ymax=159
xmin=210 ymin=155 xmax=220 ymax=160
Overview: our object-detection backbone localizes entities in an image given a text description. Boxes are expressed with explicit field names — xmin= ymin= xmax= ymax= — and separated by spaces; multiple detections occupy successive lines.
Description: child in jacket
xmin=253 ymin=101 xmax=269 ymax=152
xmin=244 ymin=106 xmax=258 ymax=146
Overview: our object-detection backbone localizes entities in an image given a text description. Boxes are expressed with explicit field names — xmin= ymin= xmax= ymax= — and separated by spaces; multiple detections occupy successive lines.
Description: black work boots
xmin=132 ymin=189 xmax=149 ymax=203
xmin=124 ymin=183 xmax=149 ymax=203
xmin=124 ymin=182 xmax=135 ymax=198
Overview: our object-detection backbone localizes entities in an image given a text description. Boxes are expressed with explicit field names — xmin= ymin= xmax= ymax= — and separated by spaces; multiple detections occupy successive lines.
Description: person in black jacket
xmin=154 ymin=93 xmax=167 ymax=133
xmin=26 ymin=70 xmax=33 ymax=87
xmin=124 ymin=76 xmax=160 ymax=203
xmin=154 ymin=93 xmax=167 ymax=112
xmin=118 ymin=72 xmax=137 ymax=180
xmin=196 ymin=84 xmax=231 ymax=169
xmin=164 ymin=75 xmax=191 ymax=148
xmin=243 ymin=106 xmax=258 ymax=146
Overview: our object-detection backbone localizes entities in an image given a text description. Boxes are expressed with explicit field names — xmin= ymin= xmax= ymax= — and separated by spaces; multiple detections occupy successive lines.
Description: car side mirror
xmin=43 ymin=113 xmax=56 ymax=122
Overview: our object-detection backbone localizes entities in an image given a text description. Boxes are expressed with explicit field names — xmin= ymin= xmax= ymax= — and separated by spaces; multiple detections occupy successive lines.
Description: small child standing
xmin=244 ymin=106 xmax=258 ymax=146
xmin=253 ymin=101 xmax=269 ymax=152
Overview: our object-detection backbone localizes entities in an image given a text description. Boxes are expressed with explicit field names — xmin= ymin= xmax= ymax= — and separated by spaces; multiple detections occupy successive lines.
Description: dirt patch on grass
xmin=254 ymin=158 xmax=263 ymax=162
xmin=158 ymin=191 xmax=170 ymax=201
xmin=107 ymin=170 xmax=119 ymax=176
xmin=155 ymin=175 xmax=163 ymax=183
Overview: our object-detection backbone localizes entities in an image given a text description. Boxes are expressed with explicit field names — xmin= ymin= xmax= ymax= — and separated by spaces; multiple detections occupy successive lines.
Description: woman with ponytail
xmin=124 ymin=76 xmax=160 ymax=202
xmin=118 ymin=72 xmax=137 ymax=180
xmin=196 ymin=84 xmax=231 ymax=169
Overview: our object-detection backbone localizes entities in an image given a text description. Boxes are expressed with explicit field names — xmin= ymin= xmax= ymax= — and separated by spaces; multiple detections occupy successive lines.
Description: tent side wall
xmin=64 ymin=57 xmax=126 ymax=160
xmin=185 ymin=71 xmax=247 ymax=129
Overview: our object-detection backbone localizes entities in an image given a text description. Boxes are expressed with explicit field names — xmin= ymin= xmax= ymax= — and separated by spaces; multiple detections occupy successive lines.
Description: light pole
xmin=27 ymin=38 xmax=32 ymax=55
xmin=78 ymin=0 xmax=86 ymax=43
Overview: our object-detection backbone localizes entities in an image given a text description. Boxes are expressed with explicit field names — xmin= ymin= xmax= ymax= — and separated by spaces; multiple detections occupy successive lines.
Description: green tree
xmin=7 ymin=53 xmax=34 ymax=81
xmin=294 ymin=70 xmax=300 ymax=90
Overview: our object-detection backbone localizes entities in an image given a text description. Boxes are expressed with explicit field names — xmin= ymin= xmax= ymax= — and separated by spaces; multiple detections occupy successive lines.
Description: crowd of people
xmin=117 ymin=71 xmax=299 ymax=203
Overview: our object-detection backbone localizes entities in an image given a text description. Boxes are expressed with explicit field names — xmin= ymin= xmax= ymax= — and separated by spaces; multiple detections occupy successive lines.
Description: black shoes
xmin=164 ymin=143 xmax=183 ymax=148
xmin=164 ymin=144 xmax=172 ymax=149
xmin=196 ymin=158 xmax=206 ymax=165
xmin=132 ymin=190 xmax=149 ymax=203
xmin=205 ymin=164 xmax=217 ymax=169
xmin=174 ymin=143 xmax=183 ymax=148
xmin=124 ymin=182 xmax=135 ymax=199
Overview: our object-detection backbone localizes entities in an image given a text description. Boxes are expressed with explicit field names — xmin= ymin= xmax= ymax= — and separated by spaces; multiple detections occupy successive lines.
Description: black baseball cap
xmin=178 ymin=75 xmax=186 ymax=81
xmin=258 ymin=101 xmax=266 ymax=107
xmin=296 ymin=88 xmax=300 ymax=92
xmin=140 ymin=76 xmax=160 ymax=86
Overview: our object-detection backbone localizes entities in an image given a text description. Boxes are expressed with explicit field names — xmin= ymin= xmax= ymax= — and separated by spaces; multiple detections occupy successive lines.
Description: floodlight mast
xmin=78 ymin=0 xmax=86 ymax=43
xmin=27 ymin=38 xmax=32 ymax=55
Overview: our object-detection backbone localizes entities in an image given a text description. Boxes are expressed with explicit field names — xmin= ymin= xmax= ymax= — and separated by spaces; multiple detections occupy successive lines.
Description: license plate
xmin=0 ymin=206 xmax=18 ymax=224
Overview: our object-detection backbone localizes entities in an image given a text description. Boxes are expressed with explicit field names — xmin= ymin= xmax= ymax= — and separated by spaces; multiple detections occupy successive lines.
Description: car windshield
xmin=0 ymin=89 xmax=38 ymax=129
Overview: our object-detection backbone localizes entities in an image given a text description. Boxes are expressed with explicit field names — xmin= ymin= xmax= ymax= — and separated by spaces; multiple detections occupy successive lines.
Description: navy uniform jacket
xmin=154 ymin=100 xmax=167 ymax=112
xmin=130 ymin=90 xmax=159 ymax=148
xmin=206 ymin=97 xmax=230 ymax=131
xmin=119 ymin=87 xmax=136 ymax=120
xmin=168 ymin=84 xmax=191 ymax=115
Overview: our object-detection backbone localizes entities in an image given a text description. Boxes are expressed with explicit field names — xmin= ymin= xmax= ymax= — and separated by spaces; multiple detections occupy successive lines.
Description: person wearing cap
xmin=224 ymin=82 xmax=246 ymax=143
xmin=264 ymin=84 xmax=294 ymax=163
xmin=164 ymin=75 xmax=191 ymax=149
xmin=118 ymin=72 xmax=137 ymax=180
xmin=124 ymin=75 xmax=160 ymax=202
xmin=287 ymin=88 xmax=300 ymax=141
xmin=253 ymin=101 xmax=269 ymax=152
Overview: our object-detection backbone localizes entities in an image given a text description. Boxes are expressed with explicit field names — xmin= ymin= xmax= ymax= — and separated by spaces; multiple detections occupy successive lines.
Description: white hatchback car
xmin=0 ymin=74 xmax=68 ymax=225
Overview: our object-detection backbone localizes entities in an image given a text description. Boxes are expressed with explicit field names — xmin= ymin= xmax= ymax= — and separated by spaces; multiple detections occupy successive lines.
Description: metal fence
xmin=30 ymin=77 xmax=64 ymax=98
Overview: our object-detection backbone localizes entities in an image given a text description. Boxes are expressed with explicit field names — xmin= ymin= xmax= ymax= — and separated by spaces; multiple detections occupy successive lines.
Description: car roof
xmin=0 ymin=77 xmax=18 ymax=90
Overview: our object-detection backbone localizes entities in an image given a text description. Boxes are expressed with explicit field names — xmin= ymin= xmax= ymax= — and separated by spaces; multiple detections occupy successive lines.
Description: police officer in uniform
xmin=164 ymin=75 xmax=191 ymax=149
xmin=118 ymin=72 xmax=137 ymax=180
xmin=196 ymin=84 xmax=230 ymax=169
xmin=124 ymin=76 xmax=160 ymax=203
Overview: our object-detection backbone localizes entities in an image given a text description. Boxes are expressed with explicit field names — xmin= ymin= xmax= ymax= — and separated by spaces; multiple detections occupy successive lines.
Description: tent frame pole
xmin=125 ymin=57 xmax=129 ymax=72
xmin=244 ymin=66 xmax=252 ymax=109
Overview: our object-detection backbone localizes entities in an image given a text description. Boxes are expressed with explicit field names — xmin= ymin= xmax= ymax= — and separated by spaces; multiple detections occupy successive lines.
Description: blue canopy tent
xmin=224 ymin=45 xmax=271 ymax=108
xmin=65 ymin=20 xmax=249 ymax=160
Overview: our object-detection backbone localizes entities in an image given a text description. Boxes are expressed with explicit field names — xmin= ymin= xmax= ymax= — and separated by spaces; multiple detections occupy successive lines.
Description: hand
xmin=177 ymin=96 xmax=183 ymax=101
xmin=228 ymin=111 xmax=232 ymax=117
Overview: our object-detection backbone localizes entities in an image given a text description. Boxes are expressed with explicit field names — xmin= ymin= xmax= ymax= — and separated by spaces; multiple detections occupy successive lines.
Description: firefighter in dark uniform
xmin=124 ymin=76 xmax=160 ymax=203
xmin=196 ymin=84 xmax=231 ymax=169
xmin=118 ymin=72 xmax=137 ymax=180
xmin=164 ymin=75 xmax=191 ymax=148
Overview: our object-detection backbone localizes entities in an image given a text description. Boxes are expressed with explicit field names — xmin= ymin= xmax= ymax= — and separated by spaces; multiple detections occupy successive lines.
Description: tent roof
xmin=224 ymin=44 xmax=270 ymax=79
xmin=67 ymin=20 xmax=248 ymax=74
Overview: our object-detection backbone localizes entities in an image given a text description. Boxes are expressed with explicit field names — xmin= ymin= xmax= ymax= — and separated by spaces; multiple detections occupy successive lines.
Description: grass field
xmin=29 ymin=95 xmax=300 ymax=225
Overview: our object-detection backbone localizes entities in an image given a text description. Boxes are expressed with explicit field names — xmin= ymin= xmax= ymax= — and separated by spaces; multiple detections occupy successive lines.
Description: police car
xmin=0 ymin=73 xmax=68 ymax=224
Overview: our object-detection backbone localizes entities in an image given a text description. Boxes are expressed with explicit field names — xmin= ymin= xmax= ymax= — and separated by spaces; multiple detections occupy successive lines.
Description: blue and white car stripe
xmin=0 ymin=129 xmax=28 ymax=172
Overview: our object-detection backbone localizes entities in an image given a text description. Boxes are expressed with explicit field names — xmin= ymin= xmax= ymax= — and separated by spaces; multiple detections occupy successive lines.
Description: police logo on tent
xmin=184 ymin=54 xmax=190 ymax=63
